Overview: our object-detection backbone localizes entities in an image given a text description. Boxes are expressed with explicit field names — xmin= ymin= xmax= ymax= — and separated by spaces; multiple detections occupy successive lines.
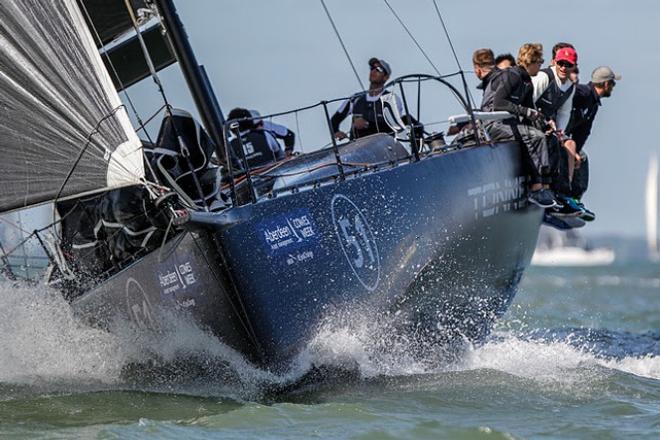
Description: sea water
xmin=0 ymin=262 xmax=658 ymax=439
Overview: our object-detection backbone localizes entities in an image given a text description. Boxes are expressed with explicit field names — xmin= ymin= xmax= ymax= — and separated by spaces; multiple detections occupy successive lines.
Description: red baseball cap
xmin=555 ymin=47 xmax=578 ymax=65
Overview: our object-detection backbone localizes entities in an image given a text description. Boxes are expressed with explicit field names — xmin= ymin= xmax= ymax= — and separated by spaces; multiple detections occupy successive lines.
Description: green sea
xmin=1 ymin=261 xmax=658 ymax=439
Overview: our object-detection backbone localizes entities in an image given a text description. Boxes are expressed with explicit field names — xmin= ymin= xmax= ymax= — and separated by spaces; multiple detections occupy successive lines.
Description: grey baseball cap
xmin=369 ymin=57 xmax=392 ymax=76
xmin=591 ymin=66 xmax=622 ymax=83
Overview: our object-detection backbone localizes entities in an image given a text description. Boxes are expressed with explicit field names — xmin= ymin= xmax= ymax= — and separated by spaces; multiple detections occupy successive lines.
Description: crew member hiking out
xmin=532 ymin=43 xmax=581 ymax=216
xmin=563 ymin=65 xmax=621 ymax=221
xmin=482 ymin=43 xmax=559 ymax=208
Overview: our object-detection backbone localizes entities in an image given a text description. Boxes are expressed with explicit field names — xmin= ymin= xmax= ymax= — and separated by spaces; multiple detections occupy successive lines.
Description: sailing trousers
xmin=552 ymin=148 xmax=589 ymax=199
xmin=486 ymin=121 xmax=551 ymax=185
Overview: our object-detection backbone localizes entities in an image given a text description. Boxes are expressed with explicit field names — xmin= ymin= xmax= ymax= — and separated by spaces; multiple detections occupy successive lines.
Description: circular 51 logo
xmin=331 ymin=194 xmax=381 ymax=291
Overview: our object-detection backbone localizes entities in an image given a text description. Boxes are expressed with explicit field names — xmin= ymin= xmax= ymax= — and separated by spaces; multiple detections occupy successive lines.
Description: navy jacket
xmin=566 ymin=83 xmax=601 ymax=151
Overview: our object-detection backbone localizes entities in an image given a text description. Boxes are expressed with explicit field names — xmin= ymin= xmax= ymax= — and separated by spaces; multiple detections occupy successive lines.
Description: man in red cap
xmin=532 ymin=43 xmax=581 ymax=216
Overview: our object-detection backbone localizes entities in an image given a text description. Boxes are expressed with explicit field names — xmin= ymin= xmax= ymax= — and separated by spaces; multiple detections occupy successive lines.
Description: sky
xmin=126 ymin=0 xmax=660 ymax=238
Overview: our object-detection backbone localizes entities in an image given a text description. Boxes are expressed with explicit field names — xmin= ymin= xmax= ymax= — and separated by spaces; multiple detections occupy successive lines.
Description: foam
xmin=0 ymin=281 xmax=126 ymax=384
xmin=1 ymin=280 xmax=657 ymax=396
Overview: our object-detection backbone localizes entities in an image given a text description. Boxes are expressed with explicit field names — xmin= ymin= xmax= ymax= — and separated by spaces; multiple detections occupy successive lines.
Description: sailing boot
xmin=574 ymin=199 xmax=596 ymax=222
xmin=551 ymin=195 xmax=585 ymax=217
xmin=528 ymin=188 xmax=560 ymax=209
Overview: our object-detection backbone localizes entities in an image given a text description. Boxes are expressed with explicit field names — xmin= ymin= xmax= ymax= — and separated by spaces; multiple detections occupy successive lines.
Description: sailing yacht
xmin=646 ymin=153 xmax=659 ymax=261
xmin=532 ymin=226 xmax=615 ymax=267
xmin=0 ymin=0 xmax=545 ymax=367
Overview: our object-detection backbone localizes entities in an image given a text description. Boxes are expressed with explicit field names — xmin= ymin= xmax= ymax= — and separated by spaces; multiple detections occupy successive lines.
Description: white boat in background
xmin=646 ymin=153 xmax=660 ymax=261
xmin=532 ymin=226 xmax=615 ymax=267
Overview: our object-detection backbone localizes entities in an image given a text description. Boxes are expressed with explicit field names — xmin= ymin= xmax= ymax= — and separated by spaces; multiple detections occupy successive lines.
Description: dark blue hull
xmin=72 ymin=139 xmax=542 ymax=366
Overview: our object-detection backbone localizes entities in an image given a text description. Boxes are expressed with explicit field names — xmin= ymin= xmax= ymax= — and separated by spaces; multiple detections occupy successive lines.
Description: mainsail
xmin=646 ymin=153 xmax=659 ymax=259
xmin=0 ymin=0 xmax=144 ymax=213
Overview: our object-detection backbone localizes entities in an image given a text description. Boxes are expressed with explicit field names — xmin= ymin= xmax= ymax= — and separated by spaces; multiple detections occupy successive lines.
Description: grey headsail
xmin=0 ymin=0 xmax=144 ymax=213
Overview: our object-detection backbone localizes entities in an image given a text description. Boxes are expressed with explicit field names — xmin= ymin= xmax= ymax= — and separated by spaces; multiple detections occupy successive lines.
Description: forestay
xmin=0 ymin=0 xmax=143 ymax=213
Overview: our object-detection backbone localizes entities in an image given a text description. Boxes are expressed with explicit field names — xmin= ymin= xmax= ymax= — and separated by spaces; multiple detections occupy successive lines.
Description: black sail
xmin=78 ymin=0 xmax=149 ymax=47
xmin=0 ymin=0 xmax=143 ymax=213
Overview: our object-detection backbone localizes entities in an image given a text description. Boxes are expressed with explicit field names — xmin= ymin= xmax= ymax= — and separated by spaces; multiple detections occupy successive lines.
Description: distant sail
xmin=646 ymin=153 xmax=659 ymax=258
xmin=0 ymin=0 xmax=144 ymax=213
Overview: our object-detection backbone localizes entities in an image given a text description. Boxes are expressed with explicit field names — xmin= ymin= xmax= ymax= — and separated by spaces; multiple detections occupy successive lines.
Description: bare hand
xmin=563 ymin=139 xmax=581 ymax=167
xmin=447 ymin=125 xmax=461 ymax=136
xmin=352 ymin=117 xmax=369 ymax=130
xmin=335 ymin=131 xmax=348 ymax=140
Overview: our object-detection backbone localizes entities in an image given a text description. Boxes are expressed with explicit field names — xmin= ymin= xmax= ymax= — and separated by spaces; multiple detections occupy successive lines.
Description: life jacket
xmin=350 ymin=91 xmax=396 ymax=139
xmin=230 ymin=130 xmax=282 ymax=169
xmin=535 ymin=67 xmax=575 ymax=121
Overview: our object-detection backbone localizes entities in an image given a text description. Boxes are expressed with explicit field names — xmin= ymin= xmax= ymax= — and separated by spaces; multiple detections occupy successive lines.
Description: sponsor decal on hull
xmin=257 ymin=209 xmax=319 ymax=266
xmin=157 ymin=261 xmax=198 ymax=296
xmin=468 ymin=176 xmax=527 ymax=220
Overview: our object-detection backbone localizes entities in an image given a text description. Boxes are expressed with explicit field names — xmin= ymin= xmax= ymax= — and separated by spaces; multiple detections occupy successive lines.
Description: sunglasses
xmin=557 ymin=60 xmax=575 ymax=69
xmin=371 ymin=66 xmax=386 ymax=74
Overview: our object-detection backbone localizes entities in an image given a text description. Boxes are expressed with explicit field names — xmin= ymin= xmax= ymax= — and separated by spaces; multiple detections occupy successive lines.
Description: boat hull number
xmin=331 ymin=194 xmax=381 ymax=291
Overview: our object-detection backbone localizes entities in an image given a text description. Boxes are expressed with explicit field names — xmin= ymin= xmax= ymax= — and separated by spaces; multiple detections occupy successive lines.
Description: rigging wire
xmin=319 ymin=0 xmax=365 ymax=90
xmin=79 ymin=0 xmax=154 ymax=144
xmin=430 ymin=0 xmax=475 ymax=110
xmin=53 ymin=105 xmax=129 ymax=205
xmin=124 ymin=1 xmax=210 ymax=210
xmin=123 ymin=0 xmax=173 ymax=112
xmin=382 ymin=0 xmax=442 ymax=76
xmin=77 ymin=1 xmax=162 ymax=192
xmin=380 ymin=1 xmax=468 ymax=112
xmin=431 ymin=0 xmax=462 ymax=73
xmin=294 ymin=111 xmax=304 ymax=153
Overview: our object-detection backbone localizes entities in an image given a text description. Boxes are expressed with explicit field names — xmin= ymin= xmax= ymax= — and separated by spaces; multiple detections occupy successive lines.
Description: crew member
xmin=473 ymin=48 xmax=502 ymax=108
xmin=448 ymin=48 xmax=501 ymax=136
xmin=249 ymin=109 xmax=296 ymax=156
xmin=564 ymin=66 xmax=621 ymax=221
xmin=532 ymin=44 xmax=580 ymax=215
xmin=495 ymin=53 xmax=516 ymax=70
xmin=482 ymin=43 xmax=559 ymax=208
xmin=331 ymin=57 xmax=404 ymax=140
xmin=227 ymin=107 xmax=293 ymax=169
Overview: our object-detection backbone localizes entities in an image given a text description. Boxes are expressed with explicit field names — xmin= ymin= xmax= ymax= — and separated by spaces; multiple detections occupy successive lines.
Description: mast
xmin=153 ymin=0 xmax=227 ymax=162
xmin=646 ymin=153 xmax=659 ymax=259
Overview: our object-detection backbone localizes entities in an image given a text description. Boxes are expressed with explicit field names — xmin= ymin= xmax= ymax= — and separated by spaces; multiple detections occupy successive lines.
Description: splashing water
xmin=0 ymin=281 xmax=126 ymax=384
xmin=0 ymin=278 xmax=658 ymax=401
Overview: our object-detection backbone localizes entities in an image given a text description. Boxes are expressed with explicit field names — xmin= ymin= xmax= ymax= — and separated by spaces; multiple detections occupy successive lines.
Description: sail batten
xmin=0 ymin=0 xmax=144 ymax=213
